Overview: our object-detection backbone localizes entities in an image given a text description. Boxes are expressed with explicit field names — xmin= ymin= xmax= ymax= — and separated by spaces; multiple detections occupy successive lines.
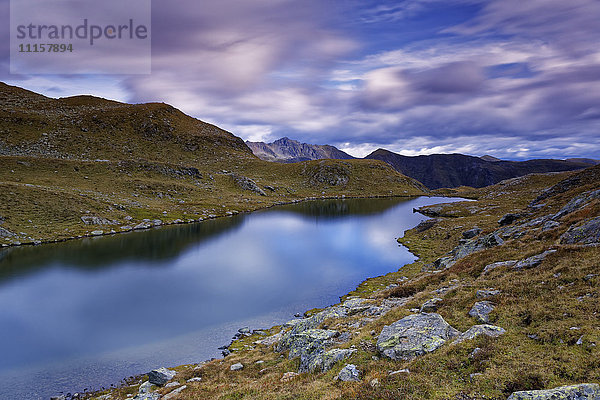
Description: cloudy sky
xmin=2 ymin=0 xmax=600 ymax=160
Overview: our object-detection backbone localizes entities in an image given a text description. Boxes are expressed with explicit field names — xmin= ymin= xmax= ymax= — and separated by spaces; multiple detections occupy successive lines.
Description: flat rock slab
xmin=507 ymin=383 xmax=600 ymax=400
xmin=514 ymin=250 xmax=557 ymax=270
xmin=455 ymin=324 xmax=506 ymax=344
xmin=377 ymin=313 xmax=459 ymax=361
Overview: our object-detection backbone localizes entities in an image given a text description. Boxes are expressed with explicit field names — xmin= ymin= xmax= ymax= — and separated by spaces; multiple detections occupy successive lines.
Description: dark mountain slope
xmin=366 ymin=149 xmax=591 ymax=189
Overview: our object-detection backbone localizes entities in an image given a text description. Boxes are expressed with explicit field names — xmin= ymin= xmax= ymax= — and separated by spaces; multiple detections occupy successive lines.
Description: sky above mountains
xmin=2 ymin=0 xmax=599 ymax=160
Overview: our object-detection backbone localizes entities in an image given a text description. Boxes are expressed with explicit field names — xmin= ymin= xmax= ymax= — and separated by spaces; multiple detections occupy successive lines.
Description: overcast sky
xmin=2 ymin=0 xmax=600 ymax=160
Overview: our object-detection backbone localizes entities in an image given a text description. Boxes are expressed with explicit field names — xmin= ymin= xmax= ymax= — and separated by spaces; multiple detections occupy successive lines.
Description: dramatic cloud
xmin=2 ymin=0 xmax=599 ymax=160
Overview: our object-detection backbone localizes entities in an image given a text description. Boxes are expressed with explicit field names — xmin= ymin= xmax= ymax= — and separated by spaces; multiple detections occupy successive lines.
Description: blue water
xmin=0 ymin=196 xmax=463 ymax=399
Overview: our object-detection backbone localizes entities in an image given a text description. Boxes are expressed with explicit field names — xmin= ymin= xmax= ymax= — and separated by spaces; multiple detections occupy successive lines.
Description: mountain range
xmin=246 ymin=137 xmax=355 ymax=163
xmin=248 ymin=138 xmax=595 ymax=189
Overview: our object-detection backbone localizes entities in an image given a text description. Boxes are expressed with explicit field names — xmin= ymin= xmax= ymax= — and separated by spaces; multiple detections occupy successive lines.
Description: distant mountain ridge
xmin=245 ymin=137 xmax=355 ymax=163
xmin=365 ymin=149 xmax=591 ymax=189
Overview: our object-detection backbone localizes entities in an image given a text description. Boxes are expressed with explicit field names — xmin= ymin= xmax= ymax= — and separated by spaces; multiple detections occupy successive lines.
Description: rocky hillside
xmin=366 ymin=149 xmax=591 ymax=189
xmin=87 ymin=165 xmax=599 ymax=400
xmin=0 ymin=83 xmax=426 ymax=246
xmin=246 ymin=137 xmax=355 ymax=163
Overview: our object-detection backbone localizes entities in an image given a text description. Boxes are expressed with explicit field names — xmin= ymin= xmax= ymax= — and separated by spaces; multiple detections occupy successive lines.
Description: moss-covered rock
xmin=507 ymin=383 xmax=600 ymax=400
xmin=376 ymin=313 xmax=459 ymax=361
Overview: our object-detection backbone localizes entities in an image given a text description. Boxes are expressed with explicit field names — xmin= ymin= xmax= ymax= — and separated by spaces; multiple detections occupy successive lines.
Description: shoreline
xmin=0 ymin=193 xmax=438 ymax=250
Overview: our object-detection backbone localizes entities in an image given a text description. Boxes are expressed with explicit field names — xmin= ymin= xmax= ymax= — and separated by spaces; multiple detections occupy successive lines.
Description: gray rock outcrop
xmin=498 ymin=213 xmax=521 ymax=226
xmin=426 ymin=233 xmax=504 ymax=271
xmin=560 ymin=217 xmax=600 ymax=245
xmin=513 ymin=250 xmax=557 ymax=270
xmin=552 ymin=189 xmax=600 ymax=220
xmin=230 ymin=173 xmax=267 ymax=196
xmin=482 ymin=260 xmax=517 ymax=275
xmin=376 ymin=313 xmax=459 ymax=360
xmin=462 ymin=227 xmax=481 ymax=239
xmin=507 ymin=383 xmax=600 ymax=400
xmin=309 ymin=348 xmax=356 ymax=373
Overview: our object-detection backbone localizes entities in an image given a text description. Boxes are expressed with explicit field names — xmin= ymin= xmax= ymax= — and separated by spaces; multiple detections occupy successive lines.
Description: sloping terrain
xmin=366 ymin=149 xmax=591 ymax=189
xmin=0 ymin=83 xmax=426 ymax=245
xmin=245 ymin=137 xmax=355 ymax=163
xmin=90 ymin=165 xmax=600 ymax=400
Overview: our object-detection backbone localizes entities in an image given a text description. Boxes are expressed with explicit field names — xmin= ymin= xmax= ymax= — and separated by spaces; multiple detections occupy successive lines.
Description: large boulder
xmin=376 ymin=313 xmax=459 ymax=360
xmin=560 ymin=217 xmax=600 ymax=245
xmin=277 ymin=329 xmax=339 ymax=372
xmin=147 ymin=367 xmax=176 ymax=386
xmin=507 ymin=383 xmax=600 ymax=400
xmin=453 ymin=233 xmax=504 ymax=259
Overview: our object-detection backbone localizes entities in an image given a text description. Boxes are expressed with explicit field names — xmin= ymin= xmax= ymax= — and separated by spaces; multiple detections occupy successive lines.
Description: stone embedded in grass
xmin=507 ymin=383 xmax=600 ymax=400
xmin=187 ymin=377 xmax=202 ymax=382
xmin=476 ymin=289 xmax=501 ymax=299
xmin=376 ymin=313 xmax=459 ymax=361
xmin=454 ymin=324 xmax=506 ymax=344
xmin=133 ymin=393 xmax=160 ymax=400
xmin=280 ymin=372 xmax=299 ymax=382
xmin=335 ymin=364 xmax=361 ymax=382
xmin=513 ymin=250 xmax=557 ymax=270
xmin=230 ymin=363 xmax=244 ymax=371
xmin=162 ymin=385 xmax=187 ymax=400
xmin=498 ymin=213 xmax=521 ymax=226
xmin=147 ymin=367 xmax=176 ymax=386
xmin=468 ymin=301 xmax=495 ymax=323
xmin=420 ymin=297 xmax=443 ymax=312
xmin=482 ymin=260 xmax=517 ymax=275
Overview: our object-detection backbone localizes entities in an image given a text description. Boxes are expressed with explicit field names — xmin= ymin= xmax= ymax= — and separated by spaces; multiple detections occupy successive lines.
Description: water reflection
xmin=0 ymin=196 xmax=464 ymax=400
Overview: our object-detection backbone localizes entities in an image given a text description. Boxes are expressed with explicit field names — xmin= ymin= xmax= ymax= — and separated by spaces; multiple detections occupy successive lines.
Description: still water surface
xmin=0 ymin=196 xmax=463 ymax=399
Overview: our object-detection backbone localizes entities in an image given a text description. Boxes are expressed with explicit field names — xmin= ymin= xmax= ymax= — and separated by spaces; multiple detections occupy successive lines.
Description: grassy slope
xmin=0 ymin=83 xmax=426 ymax=245
xmin=94 ymin=166 xmax=599 ymax=400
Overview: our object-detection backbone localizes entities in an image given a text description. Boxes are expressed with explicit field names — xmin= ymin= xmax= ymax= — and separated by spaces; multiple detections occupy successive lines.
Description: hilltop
xmin=0 ymin=83 xmax=426 ymax=246
xmin=90 ymin=162 xmax=600 ymax=400
xmin=246 ymin=137 xmax=355 ymax=163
